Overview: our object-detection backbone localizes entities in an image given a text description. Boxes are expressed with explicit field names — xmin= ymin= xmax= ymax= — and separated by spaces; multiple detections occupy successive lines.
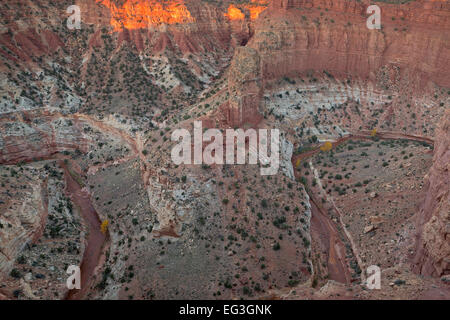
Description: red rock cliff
xmin=76 ymin=0 xmax=257 ymax=54
xmin=249 ymin=0 xmax=450 ymax=89
xmin=413 ymin=109 xmax=449 ymax=277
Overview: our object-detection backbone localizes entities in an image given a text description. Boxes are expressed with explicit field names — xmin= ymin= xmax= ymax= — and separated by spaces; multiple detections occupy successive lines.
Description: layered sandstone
xmin=76 ymin=0 xmax=255 ymax=54
xmin=251 ymin=0 xmax=450 ymax=89
xmin=0 ymin=114 xmax=89 ymax=165
xmin=0 ymin=180 xmax=46 ymax=276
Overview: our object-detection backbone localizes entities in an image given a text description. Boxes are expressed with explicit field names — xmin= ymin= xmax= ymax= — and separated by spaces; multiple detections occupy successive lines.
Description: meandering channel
xmin=61 ymin=161 xmax=106 ymax=300
xmin=291 ymin=131 xmax=434 ymax=285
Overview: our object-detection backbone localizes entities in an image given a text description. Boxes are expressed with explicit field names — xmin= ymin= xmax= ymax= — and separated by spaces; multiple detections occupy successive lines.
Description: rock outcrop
xmin=225 ymin=46 xmax=263 ymax=127
xmin=0 ymin=113 xmax=89 ymax=165
xmin=0 ymin=180 xmax=46 ymax=276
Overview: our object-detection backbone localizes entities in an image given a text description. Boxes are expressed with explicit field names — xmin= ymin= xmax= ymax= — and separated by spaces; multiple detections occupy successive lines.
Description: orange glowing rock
xmin=96 ymin=0 xmax=195 ymax=31
xmin=247 ymin=0 xmax=268 ymax=20
xmin=248 ymin=6 xmax=266 ymax=20
xmin=224 ymin=1 xmax=268 ymax=21
xmin=224 ymin=4 xmax=245 ymax=21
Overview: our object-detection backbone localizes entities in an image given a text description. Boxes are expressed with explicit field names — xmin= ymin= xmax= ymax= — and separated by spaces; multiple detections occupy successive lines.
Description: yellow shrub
xmin=320 ymin=141 xmax=332 ymax=152
xmin=100 ymin=220 xmax=109 ymax=234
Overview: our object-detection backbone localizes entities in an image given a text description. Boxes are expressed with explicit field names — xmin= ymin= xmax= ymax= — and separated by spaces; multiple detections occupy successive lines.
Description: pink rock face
xmin=413 ymin=109 xmax=450 ymax=277
xmin=252 ymin=0 xmax=450 ymax=90
xmin=226 ymin=46 xmax=263 ymax=127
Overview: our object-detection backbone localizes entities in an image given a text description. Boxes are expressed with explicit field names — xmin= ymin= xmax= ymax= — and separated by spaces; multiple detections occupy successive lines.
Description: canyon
xmin=0 ymin=0 xmax=448 ymax=300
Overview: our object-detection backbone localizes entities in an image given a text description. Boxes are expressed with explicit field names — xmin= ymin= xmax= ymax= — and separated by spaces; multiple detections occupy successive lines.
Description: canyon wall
xmin=413 ymin=109 xmax=449 ymax=277
xmin=221 ymin=0 xmax=449 ymax=129
xmin=76 ymin=0 xmax=256 ymax=54
xmin=250 ymin=0 xmax=450 ymax=89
